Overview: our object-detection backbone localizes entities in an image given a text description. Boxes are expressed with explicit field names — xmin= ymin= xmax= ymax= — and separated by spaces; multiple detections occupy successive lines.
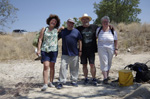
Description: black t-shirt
xmin=76 ymin=24 xmax=98 ymax=52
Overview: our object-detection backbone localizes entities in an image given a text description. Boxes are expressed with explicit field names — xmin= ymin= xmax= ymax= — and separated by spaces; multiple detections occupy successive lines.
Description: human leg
xmin=86 ymin=50 xmax=96 ymax=79
xmin=49 ymin=62 xmax=55 ymax=87
xmin=41 ymin=51 xmax=52 ymax=90
xmin=41 ymin=61 xmax=50 ymax=91
xmin=89 ymin=64 xmax=96 ymax=78
xmin=83 ymin=64 xmax=88 ymax=78
xmin=88 ymin=51 xmax=97 ymax=85
xmin=59 ymin=55 xmax=69 ymax=83
xmin=98 ymin=47 xmax=109 ymax=80
xmin=81 ymin=52 xmax=88 ymax=78
xmin=43 ymin=61 xmax=50 ymax=84
xmin=49 ymin=51 xmax=58 ymax=87
xmin=89 ymin=64 xmax=97 ymax=85
xmin=81 ymin=52 xmax=89 ymax=84
xmin=57 ymin=55 xmax=69 ymax=89
xmin=69 ymin=56 xmax=79 ymax=83
xmin=107 ymin=48 xmax=114 ymax=77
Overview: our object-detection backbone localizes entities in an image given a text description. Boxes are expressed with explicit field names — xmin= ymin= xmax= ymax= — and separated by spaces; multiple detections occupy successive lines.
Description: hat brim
xmin=79 ymin=16 xmax=92 ymax=21
xmin=67 ymin=20 xmax=75 ymax=24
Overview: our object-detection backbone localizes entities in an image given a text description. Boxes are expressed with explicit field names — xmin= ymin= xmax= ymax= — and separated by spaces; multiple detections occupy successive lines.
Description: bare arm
xmin=78 ymin=40 xmax=82 ymax=57
xmin=37 ymin=27 xmax=45 ymax=56
xmin=57 ymin=26 xmax=64 ymax=32
xmin=114 ymin=40 xmax=118 ymax=56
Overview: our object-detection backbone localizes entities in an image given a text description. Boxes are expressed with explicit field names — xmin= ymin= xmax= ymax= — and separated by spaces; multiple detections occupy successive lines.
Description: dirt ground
xmin=0 ymin=52 xmax=150 ymax=99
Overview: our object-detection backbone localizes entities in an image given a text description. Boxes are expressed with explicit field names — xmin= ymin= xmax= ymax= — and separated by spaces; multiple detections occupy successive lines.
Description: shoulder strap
xmin=97 ymin=26 xmax=103 ymax=37
xmin=39 ymin=27 xmax=46 ymax=41
xmin=97 ymin=26 xmax=114 ymax=37
xmin=109 ymin=26 xmax=114 ymax=36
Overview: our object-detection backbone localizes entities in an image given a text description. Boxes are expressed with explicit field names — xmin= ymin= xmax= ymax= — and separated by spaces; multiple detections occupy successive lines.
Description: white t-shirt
xmin=96 ymin=27 xmax=117 ymax=49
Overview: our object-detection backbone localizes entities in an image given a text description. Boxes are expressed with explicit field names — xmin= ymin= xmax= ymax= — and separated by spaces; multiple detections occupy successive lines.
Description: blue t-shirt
xmin=58 ymin=28 xmax=82 ymax=56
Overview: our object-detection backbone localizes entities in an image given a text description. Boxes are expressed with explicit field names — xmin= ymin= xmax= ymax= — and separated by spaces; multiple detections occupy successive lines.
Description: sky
xmin=3 ymin=0 xmax=150 ymax=32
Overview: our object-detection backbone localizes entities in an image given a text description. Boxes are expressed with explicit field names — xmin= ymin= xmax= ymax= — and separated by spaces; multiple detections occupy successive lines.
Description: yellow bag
xmin=118 ymin=69 xmax=133 ymax=86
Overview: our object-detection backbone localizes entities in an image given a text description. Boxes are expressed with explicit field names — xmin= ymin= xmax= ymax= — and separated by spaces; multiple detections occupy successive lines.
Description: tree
xmin=93 ymin=0 xmax=141 ymax=24
xmin=62 ymin=17 xmax=82 ymax=28
xmin=0 ymin=0 xmax=18 ymax=30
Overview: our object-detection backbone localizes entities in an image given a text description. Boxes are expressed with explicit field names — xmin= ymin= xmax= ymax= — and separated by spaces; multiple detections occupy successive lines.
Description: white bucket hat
xmin=79 ymin=13 xmax=92 ymax=21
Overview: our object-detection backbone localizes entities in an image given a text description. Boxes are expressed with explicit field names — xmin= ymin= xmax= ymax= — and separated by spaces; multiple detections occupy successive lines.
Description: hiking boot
xmin=56 ymin=83 xmax=63 ymax=89
xmin=103 ymin=79 xmax=109 ymax=84
xmin=84 ymin=78 xmax=89 ymax=85
xmin=92 ymin=78 xmax=98 ymax=86
xmin=41 ymin=84 xmax=48 ymax=91
xmin=71 ymin=82 xmax=78 ymax=87
xmin=107 ymin=76 xmax=110 ymax=80
xmin=48 ymin=82 xmax=55 ymax=87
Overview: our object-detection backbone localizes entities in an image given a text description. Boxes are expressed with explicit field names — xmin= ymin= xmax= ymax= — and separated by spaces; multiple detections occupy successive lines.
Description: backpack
xmin=96 ymin=26 xmax=114 ymax=37
xmin=32 ymin=27 xmax=46 ymax=47
xmin=124 ymin=61 xmax=150 ymax=82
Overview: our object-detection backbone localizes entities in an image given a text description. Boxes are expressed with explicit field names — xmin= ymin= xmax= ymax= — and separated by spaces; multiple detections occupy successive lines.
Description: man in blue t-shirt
xmin=56 ymin=18 xmax=82 ymax=89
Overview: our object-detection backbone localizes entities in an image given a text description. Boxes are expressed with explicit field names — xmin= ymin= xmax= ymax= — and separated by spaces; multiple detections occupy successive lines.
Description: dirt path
xmin=0 ymin=52 xmax=150 ymax=99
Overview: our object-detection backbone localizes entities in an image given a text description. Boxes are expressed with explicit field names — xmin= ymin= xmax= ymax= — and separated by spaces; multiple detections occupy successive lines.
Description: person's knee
xmin=90 ymin=64 xmax=95 ymax=67
xmin=83 ymin=64 xmax=87 ymax=68
xmin=43 ymin=66 xmax=49 ymax=71
xmin=90 ymin=64 xmax=96 ymax=71
xmin=50 ymin=66 xmax=54 ymax=70
xmin=43 ymin=63 xmax=49 ymax=70
xmin=50 ymin=63 xmax=55 ymax=69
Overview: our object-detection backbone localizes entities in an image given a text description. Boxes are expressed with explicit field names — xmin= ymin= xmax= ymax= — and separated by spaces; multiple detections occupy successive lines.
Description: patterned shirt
xmin=41 ymin=27 xmax=58 ymax=52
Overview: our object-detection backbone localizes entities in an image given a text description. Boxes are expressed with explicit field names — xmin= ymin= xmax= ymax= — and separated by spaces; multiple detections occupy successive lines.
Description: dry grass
xmin=0 ymin=23 xmax=150 ymax=60
xmin=0 ymin=32 xmax=62 ymax=61
xmin=117 ymin=22 xmax=150 ymax=53
xmin=0 ymin=33 xmax=36 ymax=60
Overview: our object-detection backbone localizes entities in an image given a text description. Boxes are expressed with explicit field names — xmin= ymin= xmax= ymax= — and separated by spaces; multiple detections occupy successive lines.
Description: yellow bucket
xmin=118 ymin=69 xmax=133 ymax=86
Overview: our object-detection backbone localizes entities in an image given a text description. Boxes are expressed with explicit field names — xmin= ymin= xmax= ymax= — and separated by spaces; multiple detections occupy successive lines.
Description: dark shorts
xmin=81 ymin=50 xmax=95 ymax=64
xmin=41 ymin=51 xmax=58 ymax=63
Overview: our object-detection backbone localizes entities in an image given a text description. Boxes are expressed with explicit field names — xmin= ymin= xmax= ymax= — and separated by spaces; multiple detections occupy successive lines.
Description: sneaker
xmin=84 ymin=78 xmax=89 ymax=85
xmin=92 ymin=78 xmax=98 ymax=86
xmin=103 ymin=79 xmax=109 ymax=84
xmin=48 ymin=82 xmax=55 ymax=87
xmin=56 ymin=83 xmax=63 ymax=89
xmin=41 ymin=84 xmax=48 ymax=91
xmin=71 ymin=82 xmax=78 ymax=87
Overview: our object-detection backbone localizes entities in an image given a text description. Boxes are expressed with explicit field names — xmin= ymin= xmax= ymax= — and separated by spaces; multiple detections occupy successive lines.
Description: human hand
xmin=60 ymin=26 xmax=65 ymax=30
xmin=79 ymin=52 xmax=82 ymax=57
xmin=109 ymin=25 xmax=115 ymax=30
xmin=114 ymin=50 xmax=118 ymax=56
xmin=36 ymin=50 xmax=41 ymax=57
xmin=58 ymin=26 xmax=65 ymax=32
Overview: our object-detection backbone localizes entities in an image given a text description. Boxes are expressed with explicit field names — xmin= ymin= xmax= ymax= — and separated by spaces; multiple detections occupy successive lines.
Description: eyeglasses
xmin=103 ymin=21 xmax=108 ymax=23
xmin=102 ymin=21 xmax=109 ymax=23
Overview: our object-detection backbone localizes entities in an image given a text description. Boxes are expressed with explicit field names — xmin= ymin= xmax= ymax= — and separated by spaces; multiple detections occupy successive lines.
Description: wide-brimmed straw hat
xmin=79 ymin=13 xmax=92 ymax=21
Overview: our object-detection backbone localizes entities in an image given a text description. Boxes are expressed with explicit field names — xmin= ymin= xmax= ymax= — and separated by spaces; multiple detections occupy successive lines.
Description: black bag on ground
xmin=124 ymin=61 xmax=150 ymax=83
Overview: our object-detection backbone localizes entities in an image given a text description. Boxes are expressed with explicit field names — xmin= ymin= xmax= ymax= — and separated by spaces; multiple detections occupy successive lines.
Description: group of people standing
xmin=36 ymin=13 xmax=118 ymax=91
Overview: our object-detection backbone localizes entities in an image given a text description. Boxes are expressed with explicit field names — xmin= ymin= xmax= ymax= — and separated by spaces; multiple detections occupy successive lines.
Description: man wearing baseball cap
xmin=77 ymin=13 xmax=98 ymax=86
xmin=56 ymin=18 xmax=82 ymax=89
